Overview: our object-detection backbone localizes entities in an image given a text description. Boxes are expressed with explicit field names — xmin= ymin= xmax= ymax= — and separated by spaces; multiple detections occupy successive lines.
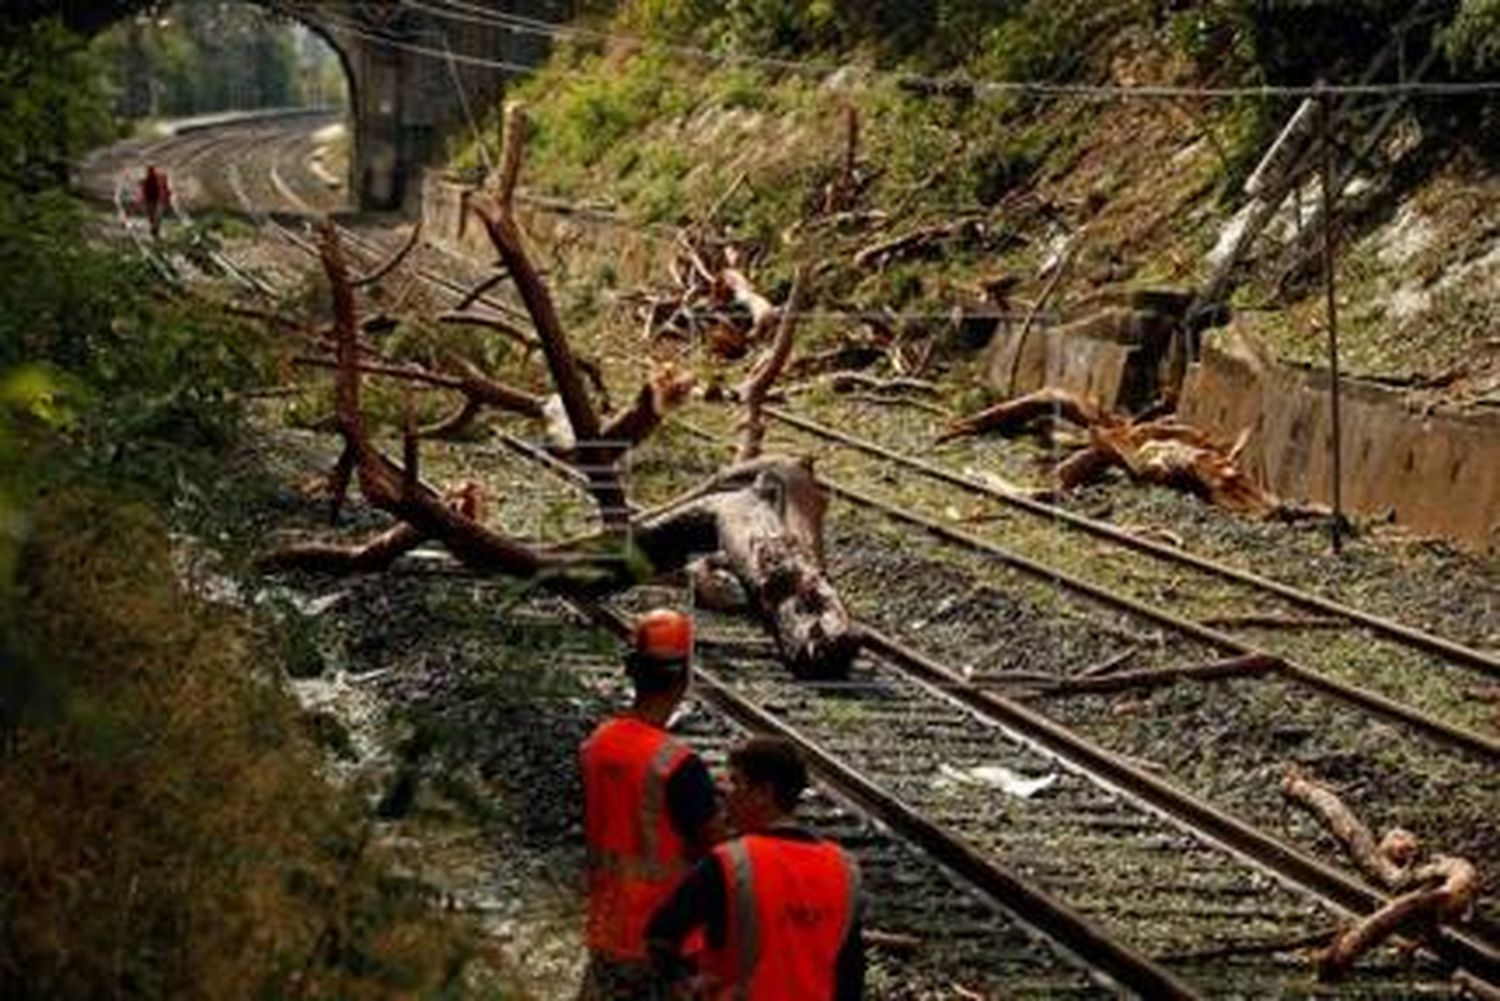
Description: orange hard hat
xmin=633 ymin=608 xmax=694 ymax=663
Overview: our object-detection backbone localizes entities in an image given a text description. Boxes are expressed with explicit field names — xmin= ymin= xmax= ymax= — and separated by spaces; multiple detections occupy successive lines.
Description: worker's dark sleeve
xmin=835 ymin=889 xmax=866 ymax=1001
xmin=645 ymin=853 xmax=728 ymax=983
xmin=665 ymin=752 xmax=718 ymax=844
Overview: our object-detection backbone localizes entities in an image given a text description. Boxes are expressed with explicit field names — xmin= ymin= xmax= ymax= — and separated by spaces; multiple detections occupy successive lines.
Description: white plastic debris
xmin=934 ymin=762 xmax=1058 ymax=799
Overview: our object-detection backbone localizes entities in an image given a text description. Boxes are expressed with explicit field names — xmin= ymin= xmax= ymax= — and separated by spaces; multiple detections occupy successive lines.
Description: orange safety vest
xmin=581 ymin=716 xmax=694 ymax=960
xmin=701 ymin=833 xmax=860 ymax=1001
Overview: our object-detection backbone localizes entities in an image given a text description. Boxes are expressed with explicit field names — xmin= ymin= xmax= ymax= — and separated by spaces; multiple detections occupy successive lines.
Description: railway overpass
xmin=38 ymin=0 xmax=570 ymax=209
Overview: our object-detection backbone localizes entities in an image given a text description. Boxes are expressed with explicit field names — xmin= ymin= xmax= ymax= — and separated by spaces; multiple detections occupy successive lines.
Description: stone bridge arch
xmin=272 ymin=1 xmax=554 ymax=210
xmin=44 ymin=0 xmax=567 ymax=209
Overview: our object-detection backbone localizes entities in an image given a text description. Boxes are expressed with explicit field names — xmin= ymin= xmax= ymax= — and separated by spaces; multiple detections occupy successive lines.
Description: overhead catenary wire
xmin=397 ymin=0 xmax=1500 ymax=101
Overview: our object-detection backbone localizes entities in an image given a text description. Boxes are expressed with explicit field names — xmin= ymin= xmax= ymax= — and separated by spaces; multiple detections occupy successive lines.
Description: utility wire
xmin=403 ymin=0 xmax=1500 ymax=101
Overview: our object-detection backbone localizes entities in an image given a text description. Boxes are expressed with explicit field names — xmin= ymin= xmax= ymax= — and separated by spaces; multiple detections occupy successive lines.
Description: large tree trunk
xmin=629 ymin=456 xmax=857 ymax=678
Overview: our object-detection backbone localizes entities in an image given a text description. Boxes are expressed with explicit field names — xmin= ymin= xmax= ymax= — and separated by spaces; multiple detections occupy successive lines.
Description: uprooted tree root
xmin=943 ymin=387 xmax=1300 ymax=517
xmin=1282 ymin=767 xmax=1479 ymax=980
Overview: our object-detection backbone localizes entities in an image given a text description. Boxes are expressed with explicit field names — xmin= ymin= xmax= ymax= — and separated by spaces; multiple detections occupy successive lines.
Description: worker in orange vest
xmin=578 ymin=608 xmax=724 ymax=1001
xmin=647 ymin=735 xmax=865 ymax=1000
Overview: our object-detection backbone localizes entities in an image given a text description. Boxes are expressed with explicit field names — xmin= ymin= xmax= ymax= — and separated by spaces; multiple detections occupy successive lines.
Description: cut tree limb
xmin=266 ymin=221 xmax=859 ymax=679
xmin=638 ymin=456 xmax=855 ymax=677
xmin=1034 ymin=653 xmax=1281 ymax=696
xmin=1282 ymin=768 xmax=1414 ymax=888
xmin=718 ymin=267 xmax=779 ymax=345
xmin=437 ymin=309 xmax=535 ymax=349
xmin=468 ymin=103 xmax=628 ymax=528
xmin=598 ymin=362 xmax=696 ymax=452
xmin=454 ymin=270 xmax=508 ymax=312
xmin=854 ymin=216 xmax=983 ymax=270
xmin=1281 ymin=768 xmax=1480 ymax=980
xmin=1199 ymin=613 xmax=1347 ymax=631
xmin=351 ymin=221 xmax=423 ymax=290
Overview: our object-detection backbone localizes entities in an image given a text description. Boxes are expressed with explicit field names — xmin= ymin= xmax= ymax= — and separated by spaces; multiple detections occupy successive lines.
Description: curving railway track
xmin=91 ymin=113 xmax=1500 ymax=999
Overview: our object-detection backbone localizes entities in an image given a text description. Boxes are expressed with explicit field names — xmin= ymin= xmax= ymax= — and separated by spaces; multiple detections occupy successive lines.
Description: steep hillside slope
xmin=451 ymin=1 xmax=1499 ymax=405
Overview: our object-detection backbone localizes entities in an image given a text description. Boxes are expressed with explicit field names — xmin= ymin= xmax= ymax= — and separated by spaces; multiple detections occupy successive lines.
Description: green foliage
xmin=0 ymin=190 xmax=274 ymax=497
xmin=0 ymin=19 xmax=114 ymax=191
xmin=90 ymin=4 xmax=332 ymax=121
xmin=0 ymin=21 xmax=484 ymax=996
xmin=1445 ymin=0 xmax=1500 ymax=73
xmin=0 ymin=491 xmax=476 ymax=998
xmin=713 ymin=65 xmax=772 ymax=110
xmin=622 ymin=0 xmax=1140 ymax=71
xmin=527 ymin=49 xmax=692 ymax=167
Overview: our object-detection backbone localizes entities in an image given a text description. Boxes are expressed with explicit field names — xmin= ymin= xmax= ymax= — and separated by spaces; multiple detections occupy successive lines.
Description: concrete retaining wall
xmin=422 ymin=171 xmax=672 ymax=286
xmin=1181 ymin=346 xmax=1500 ymax=551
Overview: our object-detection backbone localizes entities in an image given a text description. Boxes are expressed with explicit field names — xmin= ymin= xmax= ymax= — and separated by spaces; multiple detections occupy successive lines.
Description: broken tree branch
xmin=494 ymin=100 xmax=526 ymax=211
xmin=1282 ymin=769 xmax=1415 ymax=888
xmin=317 ymin=218 xmax=546 ymax=577
xmin=940 ymin=388 xmax=1108 ymax=444
xmin=437 ymin=309 xmax=535 ymax=349
xmin=454 ymin=270 xmax=508 ymax=311
xmin=271 ymin=223 xmax=859 ymax=679
xmin=737 ymin=268 xmax=806 ymax=464
xmin=598 ymin=362 xmax=696 ymax=452
xmin=1281 ymin=767 xmax=1480 ymax=980
xmin=1198 ymin=613 xmax=1348 ymax=631
xmin=1033 ymin=653 xmax=1282 ymax=696
xmin=467 ymin=102 xmax=628 ymax=528
xmin=854 ymin=216 xmax=984 ymax=270
xmin=718 ymin=267 xmax=779 ymax=345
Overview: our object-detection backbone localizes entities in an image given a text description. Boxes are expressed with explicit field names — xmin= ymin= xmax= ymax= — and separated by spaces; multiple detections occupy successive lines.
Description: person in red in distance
xmin=647 ymin=735 xmax=865 ymax=1000
xmin=140 ymin=165 xmax=172 ymax=239
xmin=578 ymin=608 xmax=724 ymax=1001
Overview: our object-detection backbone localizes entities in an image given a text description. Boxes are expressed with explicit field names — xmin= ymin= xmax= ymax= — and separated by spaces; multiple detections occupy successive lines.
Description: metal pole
xmin=1318 ymin=93 xmax=1344 ymax=555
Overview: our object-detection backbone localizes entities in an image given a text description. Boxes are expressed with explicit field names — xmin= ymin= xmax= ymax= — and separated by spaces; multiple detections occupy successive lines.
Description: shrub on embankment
xmin=1 ymin=19 xmax=481 ymax=999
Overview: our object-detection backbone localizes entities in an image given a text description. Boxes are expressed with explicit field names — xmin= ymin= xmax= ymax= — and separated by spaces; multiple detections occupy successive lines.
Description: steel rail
xmin=765 ymin=406 xmax=1500 ymax=681
xmin=576 ymin=601 xmax=1202 ymax=1000
xmin=825 ymin=471 xmax=1500 ymax=762
xmin=857 ymin=626 xmax=1500 ymax=985
xmin=676 ymin=419 xmax=1500 ymax=761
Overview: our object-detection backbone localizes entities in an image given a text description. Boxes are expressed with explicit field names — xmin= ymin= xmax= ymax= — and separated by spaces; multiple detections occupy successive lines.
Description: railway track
xmin=765 ymin=405 xmax=1500 ymax=675
xmin=399 ymin=438 xmax=1496 ymax=998
xmin=683 ymin=414 xmax=1500 ymax=751
xmin=654 ymin=417 xmax=1500 ymax=921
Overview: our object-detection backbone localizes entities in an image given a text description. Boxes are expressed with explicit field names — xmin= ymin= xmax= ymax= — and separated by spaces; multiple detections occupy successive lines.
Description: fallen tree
xmin=259 ymin=105 xmax=857 ymax=679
